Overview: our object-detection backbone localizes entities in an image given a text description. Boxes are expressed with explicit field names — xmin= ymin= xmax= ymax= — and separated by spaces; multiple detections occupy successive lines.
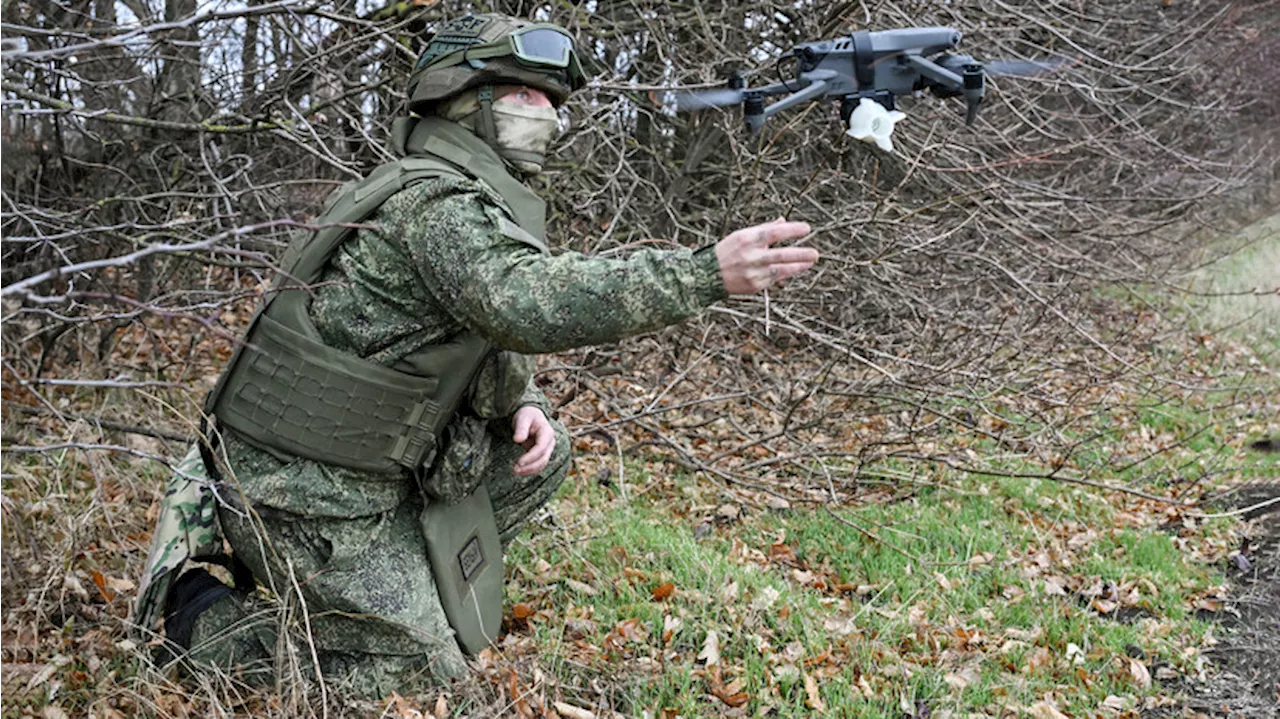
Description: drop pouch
xmin=420 ymin=482 xmax=503 ymax=655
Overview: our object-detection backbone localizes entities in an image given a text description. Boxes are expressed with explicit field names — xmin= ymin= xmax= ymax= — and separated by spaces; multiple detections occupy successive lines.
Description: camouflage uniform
xmin=134 ymin=13 xmax=727 ymax=698
xmin=137 ymin=169 xmax=726 ymax=696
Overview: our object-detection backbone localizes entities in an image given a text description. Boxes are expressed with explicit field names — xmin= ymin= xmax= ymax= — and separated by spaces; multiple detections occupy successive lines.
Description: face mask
xmin=437 ymin=89 xmax=560 ymax=176
xmin=489 ymin=102 xmax=559 ymax=175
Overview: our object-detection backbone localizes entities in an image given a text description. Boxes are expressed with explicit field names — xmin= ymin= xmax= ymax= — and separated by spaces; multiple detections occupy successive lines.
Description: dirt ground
xmin=1150 ymin=481 xmax=1280 ymax=719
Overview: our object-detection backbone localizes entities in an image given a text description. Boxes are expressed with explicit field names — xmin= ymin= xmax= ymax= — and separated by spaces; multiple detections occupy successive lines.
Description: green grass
xmin=505 ymin=456 xmax=1231 ymax=718
xmin=1186 ymin=212 xmax=1280 ymax=361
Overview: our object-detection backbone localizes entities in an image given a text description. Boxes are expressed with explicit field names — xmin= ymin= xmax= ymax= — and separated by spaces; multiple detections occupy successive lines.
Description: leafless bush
xmin=4 ymin=0 xmax=1277 ymax=500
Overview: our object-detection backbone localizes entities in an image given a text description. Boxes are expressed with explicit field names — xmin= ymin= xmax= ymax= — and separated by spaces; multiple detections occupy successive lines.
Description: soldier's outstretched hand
xmin=716 ymin=218 xmax=818 ymax=295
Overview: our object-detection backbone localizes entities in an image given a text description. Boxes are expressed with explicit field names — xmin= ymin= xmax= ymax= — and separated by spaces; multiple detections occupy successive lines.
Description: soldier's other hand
xmin=512 ymin=406 xmax=555 ymax=476
xmin=716 ymin=218 xmax=817 ymax=295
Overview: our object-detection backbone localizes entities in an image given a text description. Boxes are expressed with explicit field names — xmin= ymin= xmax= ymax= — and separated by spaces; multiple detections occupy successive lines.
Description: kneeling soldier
xmin=135 ymin=12 xmax=818 ymax=697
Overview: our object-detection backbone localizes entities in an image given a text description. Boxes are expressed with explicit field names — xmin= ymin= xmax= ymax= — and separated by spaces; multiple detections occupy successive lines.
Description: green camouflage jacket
xmin=135 ymin=163 xmax=727 ymax=632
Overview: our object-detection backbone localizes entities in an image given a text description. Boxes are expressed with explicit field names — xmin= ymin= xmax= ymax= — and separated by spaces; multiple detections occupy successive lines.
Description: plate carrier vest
xmin=203 ymin=116 xmax=549 ymax=473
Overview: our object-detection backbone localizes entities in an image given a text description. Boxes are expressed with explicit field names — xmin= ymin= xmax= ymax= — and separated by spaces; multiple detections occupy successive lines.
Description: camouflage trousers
xmin=183 ymin=415 xmax=570 ymax=698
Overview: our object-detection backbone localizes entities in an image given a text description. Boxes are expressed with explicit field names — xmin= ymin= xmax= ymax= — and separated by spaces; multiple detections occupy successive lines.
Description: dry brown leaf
xmin=967 ymin=552 xmax=995 ymax=567
xmin=1006 ymin=627 xmax=1043 ymax=642
xmin=1126 ymin=657 xmax=1152 ymax=689
xmin=564 ymin=578 xmax=598 ymax=596
xmin=1030 ymin=700 xmax=1069 ymax=719
xmin=716 ymin=504 xmax=741 ymax=521
xmin=92 ymin=570 xmax=113 ymax=598
xmin=662 ymin=614 xmax=682 ymax=644
xmin=751 ymin=586 xmax=780 ymax=611
xmin=823 ymin=614 xmax=855 ymax=635
xmin=720 ymin=581 xmax=740 ymax=602
xmin=651 ymin=582 xmax=675 ymax=601
xmin=602 ymin=618 xmax=646 ymax=655
xmin=433 ymin=694 xmax=449 ymax=719
xmin=512 ymin=603 xmax=535 ymax=621
xmin=698 ymin=629 xmax=721 ymax=666
xmin=791 ymin=569 xmax=816 ymax=585
xmin=1025 ymin=646 xmax=1054 ymax=673
xmin=769 ymin=543 xmax=798 ymax=565
xmin=1101 ymin=695 xmax=1129 ymax=713
xmin=63 ymin=574 xmax=89 ymax=602
xmin=104 ymin=575 xmax=136 ymax=595
xmin=1043 ymin=576 xmax=1068 ymax=596
xmin=944 ymin=666 xmax=979 ymax=692
xmin=553 ymin=702 xmax=596 ymax=719
xmin=386 ymin=692 xmax=424 ymax=719
xmin=804 ymin=673 xmax=826 ymax=711
xmin=707 ymin=665 xmax=749 ymax=708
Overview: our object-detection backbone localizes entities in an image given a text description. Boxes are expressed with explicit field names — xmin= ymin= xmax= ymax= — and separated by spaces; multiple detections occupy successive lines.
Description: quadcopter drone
xmin=652 ymin=28 xmax=1065 ymax=152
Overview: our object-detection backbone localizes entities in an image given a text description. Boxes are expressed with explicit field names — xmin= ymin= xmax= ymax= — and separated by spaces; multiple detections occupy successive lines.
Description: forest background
xmin=2 ymin=0 xmax=1278 ymax=717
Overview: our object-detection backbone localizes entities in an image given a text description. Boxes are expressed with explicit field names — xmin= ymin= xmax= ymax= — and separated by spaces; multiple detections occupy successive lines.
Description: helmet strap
xmin=477 ymin=85 xmax=500 ymax=148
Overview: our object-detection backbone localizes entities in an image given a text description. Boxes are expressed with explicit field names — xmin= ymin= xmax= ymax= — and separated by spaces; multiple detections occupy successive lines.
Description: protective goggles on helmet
xmin=509 ymin=25 xmax=577 ymax=70
xmin=424 ymin=24 xmax=586 ymax=90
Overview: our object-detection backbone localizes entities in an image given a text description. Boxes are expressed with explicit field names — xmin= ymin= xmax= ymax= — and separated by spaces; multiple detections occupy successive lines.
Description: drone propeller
xmin=652 ymin=87 xmax=744 ymax=112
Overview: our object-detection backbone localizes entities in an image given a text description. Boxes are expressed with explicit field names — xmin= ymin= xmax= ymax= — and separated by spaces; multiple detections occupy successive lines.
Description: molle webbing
xmin=206 ymin=139 xmax=496 ymax=474
xmin=208 ymin=313 xmax=487 ymax=473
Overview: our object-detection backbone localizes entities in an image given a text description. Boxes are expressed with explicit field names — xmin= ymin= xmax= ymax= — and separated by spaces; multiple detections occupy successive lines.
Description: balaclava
xmin=439 ymin=87 xmax=559 ymax=176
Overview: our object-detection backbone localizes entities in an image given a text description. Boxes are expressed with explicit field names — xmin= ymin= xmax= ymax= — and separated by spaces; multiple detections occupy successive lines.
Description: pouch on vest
xmin=421 ymin=484 xmax=503 ymax=655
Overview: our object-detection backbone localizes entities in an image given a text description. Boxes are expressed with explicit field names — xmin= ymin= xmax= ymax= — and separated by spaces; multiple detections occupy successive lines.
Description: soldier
xmin=134 ymin=13 xmax=817 ymax=697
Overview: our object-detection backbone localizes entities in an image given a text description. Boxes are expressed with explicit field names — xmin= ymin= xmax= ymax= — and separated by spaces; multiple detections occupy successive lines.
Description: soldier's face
xmin=495 ymin=85 xmax=553 ymax=108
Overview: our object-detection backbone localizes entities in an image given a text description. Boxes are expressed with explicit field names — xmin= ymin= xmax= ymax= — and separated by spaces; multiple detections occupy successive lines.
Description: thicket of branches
xmin=3 ymin=0 xmax=1277 ymax=498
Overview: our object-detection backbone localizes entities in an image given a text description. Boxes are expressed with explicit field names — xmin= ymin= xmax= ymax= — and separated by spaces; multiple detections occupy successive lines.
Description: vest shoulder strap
xmin=277 ymin=156 xmax=463 ymax=287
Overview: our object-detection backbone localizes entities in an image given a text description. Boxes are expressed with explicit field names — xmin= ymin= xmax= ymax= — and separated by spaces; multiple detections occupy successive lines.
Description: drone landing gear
xmin=840 ymin=92 xmax=895 ymax=126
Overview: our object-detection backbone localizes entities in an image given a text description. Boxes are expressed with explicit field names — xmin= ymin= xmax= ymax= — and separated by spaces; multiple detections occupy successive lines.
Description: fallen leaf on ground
xmin=698 ymin=629 xmax=721 ymax=666
xmin=804 ymin=673 xmax=826 ymax=711
xmin=651 ymin=582 xmax=674 ymax=601
xmin=553 ymin=702 xmax=596 ymax=719
xmin=752 ymin=586 xmax=780 ymax=611
xmin=564 ymin=579 xmax=598 ymax=596
xmin=1126 ymin=657 xmax=1152 ymax=689
xmin=1101 ymin=695 xmax=1129 ymax=713
xmin=1030 ymin=700 xmax=1069 ymax=719
xmin=944 ymin=666 xmax=980 ymax=692
xmin=707 ymin=665 xmax=749 ymax=708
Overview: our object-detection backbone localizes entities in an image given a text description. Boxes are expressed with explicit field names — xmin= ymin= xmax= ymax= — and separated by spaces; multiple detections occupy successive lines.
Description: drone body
xmin=659 ymin=27 xmax=1060 ymax=150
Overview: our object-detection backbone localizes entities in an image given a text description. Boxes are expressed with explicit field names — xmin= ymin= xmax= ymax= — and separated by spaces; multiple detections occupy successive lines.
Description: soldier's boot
xmin=161 ymin=568 xmax=276 ymax=684
xmin=164 ymin=568 xmax=234 ymax=649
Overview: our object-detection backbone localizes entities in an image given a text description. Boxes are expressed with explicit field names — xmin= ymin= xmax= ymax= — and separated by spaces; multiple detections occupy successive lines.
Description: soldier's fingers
xmin=513 ymin=412 xmax=532 ymax=444
xmin=514 ymin=451 xmax=536 ymax=475
xmin=533 ymin=425 xmax=556 ymax=460
xmin=771 ymin=261 xmax=818 ymax=281
xmin=759 ymin=221 xmax=811 ymax=246
xmin=763 ymin=246 xmax=819 ymax=265
xmin=515 ymin=434 xmax=553 ymax=475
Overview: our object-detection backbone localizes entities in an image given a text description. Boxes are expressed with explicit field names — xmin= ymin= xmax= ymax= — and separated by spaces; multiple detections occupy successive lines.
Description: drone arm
xmin=761 ymin=70 xmax=837 ymax=119
xmin=904 ymin=54 xmax=962 ymax=93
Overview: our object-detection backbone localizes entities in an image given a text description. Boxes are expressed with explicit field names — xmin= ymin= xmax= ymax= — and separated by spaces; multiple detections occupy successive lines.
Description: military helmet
xmin=407 ymin=14 xmax=586 ymax=115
